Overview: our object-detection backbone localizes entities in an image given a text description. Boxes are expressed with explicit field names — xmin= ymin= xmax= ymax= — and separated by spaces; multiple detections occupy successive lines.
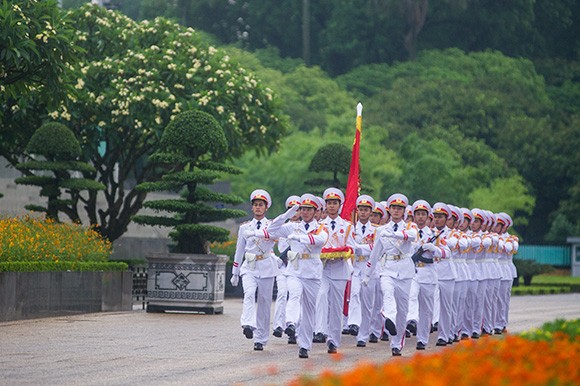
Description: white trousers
xmin=240 ymin=275 xmax=275 ymax=345
xmin=462 ymin=280 xmax=480 ymax=335
xmin=348 ymin=273 xmax=377 ymax=342
xmin=315 ymin=275 xmax=347 ymax=347
xmin=370 ymin=277 xmax=384 ymax=338
xmin=473 ymin=279 xmax=488 ymax=334
xmin=380 ymin=275 xmax=412 ymax=350
xmin=416 ymin=282 xmax=436 ymax=344
xmin=483 ymin=278 xmax=500 ymax=332
xmin=273 ymin=274 xmax=288 ymax=330
xmin=437 ymin=279 xmax=455 ymax=342
xmin=286 ymin=276 xmax=320 ymax=351
xmin=495 ymin=279 xmax=512 ymax=330
xmin=407 ymin=276 xmax=420 ymax=323
xmin=432 ymin=284 xmax=440 ymax=324
xmin=452 ymin=280 xmax=469 ymax=337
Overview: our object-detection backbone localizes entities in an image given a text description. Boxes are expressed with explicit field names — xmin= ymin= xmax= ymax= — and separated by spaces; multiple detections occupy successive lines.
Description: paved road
xmin=1 ymin=294 xmax=579 ymax=386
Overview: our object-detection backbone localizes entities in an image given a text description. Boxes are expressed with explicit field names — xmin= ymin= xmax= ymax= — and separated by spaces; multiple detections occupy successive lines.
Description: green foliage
xmin=15 ymin=122 xmax=105 ymax=222
xmin=531 ymin=275 xmax=580 ymax=286
xmin=306 ymin=143 xmax=351 ymax=189
xmin=0 ymin=261 xmax=127 ymax=272
xmin=26 ymin=122 xmax=81 ymax=160
xmin=513 ymin=258 xmax=554 ymax=285
xmin=133 ymin=110 xmax=245 ymax=254
xmin=520 ymin=319 xmax=579 ymax=342
xmin=512 ymin=286 xmax=571 ymax=296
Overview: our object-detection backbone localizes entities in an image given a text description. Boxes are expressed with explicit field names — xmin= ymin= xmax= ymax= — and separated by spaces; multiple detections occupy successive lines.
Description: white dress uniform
xmin=315 ymin=215 xmax=356 ymax=350
xmin=494 ymin=212 xmax=517 ymax=332
xmin=414 ymin=225 xmax=442 ymax=347
xmin=232 ymin=216 xmax=279 ymax=346
xmin=434 ymin=220 xmax=457 ymax=345
xmin=266 ymin=195 xmax=329 ymax=357
xmin=474 ymin=227 xmax=492 ymax=336
xmin=449 ymin=220 xmax=470 ymax=341
xmin=272 ymin=195 xmax=301 ymax=337
xmin=461 ymin=228 xmax=481 ymax=337
xmin=365 ymin=203 xmax=418 ymax=354
xmin=348 ymin=218 xmax=376 ymax=344
xmin=482 ymin=226 xmax=501 ymax=334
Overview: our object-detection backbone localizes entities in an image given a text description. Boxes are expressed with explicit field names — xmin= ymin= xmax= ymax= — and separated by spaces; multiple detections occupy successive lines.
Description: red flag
xmin=342 ymin=103 xmax=362 ymax=317
xmin=341 ymin=103 xmax=362 ymax=222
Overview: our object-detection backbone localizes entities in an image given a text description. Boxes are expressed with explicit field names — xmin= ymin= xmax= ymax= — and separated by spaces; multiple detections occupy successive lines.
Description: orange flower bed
xmin=289 ymin=334 xmax=580 ymax=386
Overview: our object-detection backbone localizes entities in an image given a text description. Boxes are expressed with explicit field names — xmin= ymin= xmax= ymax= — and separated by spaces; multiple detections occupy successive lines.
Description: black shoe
xmin=461 ymin=333 xmax=470 ymax=340
xmin=284 ymin=324 xmax=296 ymax=338
xmin=453 ymin=334 xmax=460 ymax=343
xmin=405 ymin=330 xmax=411 ymax=338
xmin=406 ymin=320 xmax=417 ymax=335
xmin=313 ymin=332 xmax=326 ymax=343
xmin=391 ymin=347 xmax=402 ymax=356
xmin=273 ymin=327 xmax=283 ymax=338
xmin=327 ymin=342 xmax=338 ymax=354
xmin=416 ymin=341 xmax=426 ymax=350
xmin=494 ymin=328 xmax=502 ymax=335
xmin=471 ymin=333 xmax=480 ymax=339
xmin=369 ymin=333 xmax=379 ymax=343
xmin=384 ymin=318 xmax=397 ymax=336
xmin=342 ymin=328 xmax=350 ymax=335
xmin=288 ymin=336 xmax=297 ymax=344
xmin=447 ymin=339 xmax=454 ymax=345
xmin=253 ymin=342 xmax=263 ymax=351
xmin=298 ymin=347 xmax=308 ymax=358
xmin=348 ymin=324 xmax=359 ymax=336
xmin=482 ymin=329 xmax=492 ymax=336
xmin=432 ymin=322 xmax=439 ymax=332
xmin=243 ymin=325 xmax=253 ymax=339
xmin=357 ymin=340 xmax=366 ymax=347
xmin=381 ymin=331 xmax=390 ymax=341
xmin=436 ymin=338 xmax=447 ymax=346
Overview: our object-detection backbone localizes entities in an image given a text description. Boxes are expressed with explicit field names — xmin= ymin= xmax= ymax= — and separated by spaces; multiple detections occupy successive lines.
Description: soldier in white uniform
xmin=447 ymin=205 xmax=470 ymax=343
xmin=265 ymin=194 xmax=329 ymax=359
xmin=369 ymin=201 xmax=387 ymax=343
xmin=493 ymin=213 xmax=514 ymax=334
xmin=347 ymin=195 xmax=376 ymax=347
xmin=470 ymin=208 xmax=491 ymax=338
xmin=496 ymin=213 xmax=518 ymax=332
xmin=432 ymin=202 xmax=457 ymax=347
xmin=314 ymin=188 xmax=356 ymax=355
xmin=482 ymin=210 xmax=501 ymax=336
xmin=272 ymin=195 xmax=301 ymax=341
xmin=410 ymin=200 xmax=443 ymax=350
xmin=230 ymin=189 xmax=279 ymax=351
xmin=459 ymin=208 xmax=478 ymax=340
xmin=363 ymin=193 xmax=418 ymax=356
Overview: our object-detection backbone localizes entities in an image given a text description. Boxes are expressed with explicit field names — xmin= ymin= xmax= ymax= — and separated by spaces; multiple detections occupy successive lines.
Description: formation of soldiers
xmin=230 ymin=188 xmax=519 ymax=358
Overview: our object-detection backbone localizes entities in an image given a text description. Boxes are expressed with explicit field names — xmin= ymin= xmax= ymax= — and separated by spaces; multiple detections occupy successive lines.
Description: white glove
xmin=287 ymin=234 xmax=300 ymax=241
xmin=285 ymin=205 xmax=300 ymax=219
xmin=423 ymin=243 xmax=437 ymax=252
xmin=276 ymin=256 xmax=284 ymax=268
xmin=361 ymin=275 xmax=371 ymax=286
xmin=242 ymin=228 xmax=257 ymax=239
xmin=381 ymin=229 xmax=395 ymax=238
xmin=230 ymin=274 xmax=240 ymax=287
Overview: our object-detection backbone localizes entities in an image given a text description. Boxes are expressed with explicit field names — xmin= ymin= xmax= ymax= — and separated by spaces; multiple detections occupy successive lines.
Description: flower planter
xmin=0 ymin=271 xmax=133 ymax=322
xmin=145 ymin=252 xmax=227 ymax=314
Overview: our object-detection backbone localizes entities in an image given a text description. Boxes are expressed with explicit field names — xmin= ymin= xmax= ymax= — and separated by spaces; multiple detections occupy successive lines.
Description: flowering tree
xmin=32 ymin=4 xmax=288 ymax=241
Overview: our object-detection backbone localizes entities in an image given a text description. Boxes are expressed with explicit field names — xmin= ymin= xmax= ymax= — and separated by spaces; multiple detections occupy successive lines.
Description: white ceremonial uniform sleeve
xmin=458 ymin=235 xmax=469 ymax=251
xmin=446 ymin=234 xmax=459 ymax=250
xmin=482 ymin=236 xmax=492 ymax=249
xmin=365 ymin=236 xmax=383 ymax=278
xmin=471 ymin=235 xmax=482 ymax=250
xmin=232 ymin=228 xmax=247 ymax=276
xmin=296 ymin=227 xmax=328 ymax=246
xmin=266 ymin=206 xmax=299 ymax=235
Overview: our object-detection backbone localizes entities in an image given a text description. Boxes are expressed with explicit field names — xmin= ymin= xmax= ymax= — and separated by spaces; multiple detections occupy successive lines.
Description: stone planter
xmin=0 ymin=271 xmax=133 ymax=322
xmin=145 ymin=252 xmax=227 ymax=314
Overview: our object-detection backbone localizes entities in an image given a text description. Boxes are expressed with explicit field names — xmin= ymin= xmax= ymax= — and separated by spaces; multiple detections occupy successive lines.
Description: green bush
xmin=0 ymin=261 xmax=127 ymax=272
xmin=512 ymin=286 xmax=571 ymax=296
xmin=520 ymin=319 xmax=579 ymax=342
xmin=513 ymin=258 xmax=554 ymax=285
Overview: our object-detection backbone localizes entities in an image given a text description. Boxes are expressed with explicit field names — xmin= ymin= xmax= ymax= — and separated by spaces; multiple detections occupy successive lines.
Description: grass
xmin=532 ymin=274 xmax=580 ymax=286
xmin=512 ymin=285 xmax=571 ymax=296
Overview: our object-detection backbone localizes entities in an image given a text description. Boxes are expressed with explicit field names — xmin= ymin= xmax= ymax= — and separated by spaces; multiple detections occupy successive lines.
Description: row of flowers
xmin=290 ymin=319 xmax=579 ymax=386
xmin=0 ymin=215 xmax=111 ymax=263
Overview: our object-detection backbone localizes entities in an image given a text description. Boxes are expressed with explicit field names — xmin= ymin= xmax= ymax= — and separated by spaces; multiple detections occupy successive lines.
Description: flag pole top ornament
xmin=357 ymin=102 xmax=363 ymax=116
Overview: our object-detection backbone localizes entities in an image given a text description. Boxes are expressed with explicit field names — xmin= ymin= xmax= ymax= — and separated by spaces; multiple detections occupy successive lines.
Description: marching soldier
xmin=314 ymin=188 xmax=356 ymax=355
xmin=410 ymin=200 xmax=443 ymax=350
xmin=231 ymin=189 xmax=279 ymax=351
xmin=363 ymin=193 xmax=418 ymax=356
xmin=482 ymin=210 xmax=501 ymax=336
xmin=266 ymin=194 xmax=329 ymax=359
xmin=369 ymin=200 xmax=388 ymax=343
xmin=471 ymin=208 xmax=492 ymax=338
xmin=459 ymin=208 xmax=479 ymax=340
xmin=432 ymin=202 xmax=457 ymax=347
xmin=348 ymin=195 xmax=377 ymax=347
xmin=448 ymin=205 xmax=470 ymax=343
xmin=272 ymin=195 xmax=301 ymax=342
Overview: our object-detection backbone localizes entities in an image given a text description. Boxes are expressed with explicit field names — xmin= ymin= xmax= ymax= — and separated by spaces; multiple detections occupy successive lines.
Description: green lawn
xmin=532 ymin=275 xmax=580 ymax=285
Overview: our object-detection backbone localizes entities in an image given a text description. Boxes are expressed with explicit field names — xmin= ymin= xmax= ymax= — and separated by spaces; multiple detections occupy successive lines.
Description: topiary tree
xmin=305 ymin=142 xmax=351 ymax=193
xmin=133 ymin=110 xmax=246 ymax=254
xmin=15 ymin=122 xmax=106 ymax=222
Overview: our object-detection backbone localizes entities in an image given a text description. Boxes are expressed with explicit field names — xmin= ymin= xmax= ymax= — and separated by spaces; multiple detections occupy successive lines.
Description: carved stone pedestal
xmin=145 ymin=253 xmax=227 ymax=314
